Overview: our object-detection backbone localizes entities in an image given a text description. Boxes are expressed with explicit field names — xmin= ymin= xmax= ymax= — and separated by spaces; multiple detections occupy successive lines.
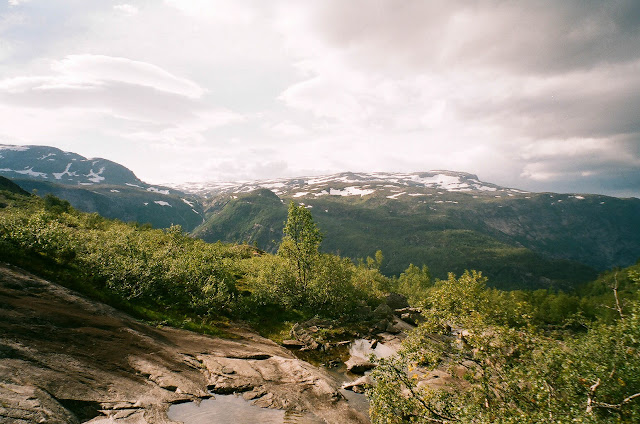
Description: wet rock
xmin=242 ymin=388 xmax=266 ymax=400
xmin=342 ymin=376 xmax=373 ymax=394
xmin=0 ymin=265 xmax=369 ymax=424
xmin=208 ymin=382 xmax=254 ymax=394
xmin=345 ymin=357 xmax=376 ymax=374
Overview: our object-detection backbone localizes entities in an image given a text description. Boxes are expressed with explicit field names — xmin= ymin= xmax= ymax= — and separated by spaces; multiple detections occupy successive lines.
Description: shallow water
xmin=349 ymin=338 xmax=396 ymax=360
xmin=167 ymin=394 xmax=325 ymax=424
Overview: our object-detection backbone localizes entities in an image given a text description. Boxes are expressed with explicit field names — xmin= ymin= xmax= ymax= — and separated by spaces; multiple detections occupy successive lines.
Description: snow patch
xmin=293 ymin=192 xmax=309 ymax=198
xmin=110 ymin=189 xmax=120 ymax=193
xmin=316 ymin=186 xmax=375 ymax=197
xmin=386 ymin=192 xmax=406 ymax=199
xmin=86 ymin=167 xmax=106 ymax=183
xmin=53 ymin=163 xmax=75 ymax=180
xmin=0 ymin=145 xmax=30 ymax=152
xmin=154 ymin=201 xmax=172 ymax=207
xmin=147 ymin=187 xmax=170 ymax=195
xmin=126 ymin=183 xmax=142 ymax=188
xmin=15 ymin=168 xmax=48 ymax=178
xmin=182 ymin=198 xmax=194 ymax=207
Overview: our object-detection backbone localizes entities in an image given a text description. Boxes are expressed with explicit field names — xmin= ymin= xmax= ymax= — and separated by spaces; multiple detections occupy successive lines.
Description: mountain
xmin=181 ymin=171 xmax=640 ymax=290
xmin=0 ymin=145 xmax=205 ymax=231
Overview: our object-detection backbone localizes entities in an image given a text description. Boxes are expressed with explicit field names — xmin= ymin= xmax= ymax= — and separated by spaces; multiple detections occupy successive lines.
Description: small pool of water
xmin=167 ymin=394 xmax=325 ymax=424
xmin=349 ymin=339 xmax=396 ymax=360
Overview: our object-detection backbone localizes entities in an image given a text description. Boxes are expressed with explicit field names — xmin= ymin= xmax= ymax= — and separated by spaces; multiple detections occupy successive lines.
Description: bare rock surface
xmin=0 ymin=265 xmax=368 ymax=423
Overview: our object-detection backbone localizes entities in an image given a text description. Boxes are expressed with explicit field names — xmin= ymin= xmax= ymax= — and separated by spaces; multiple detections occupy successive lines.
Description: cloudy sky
xmin=1 ymin=1 xmax=639 ymax=197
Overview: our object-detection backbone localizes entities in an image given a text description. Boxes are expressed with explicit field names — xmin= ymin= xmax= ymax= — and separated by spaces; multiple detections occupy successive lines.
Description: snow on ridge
xmin=0 ymin=145 xmax=30 ymax=152
xmin=387 ymin=192 xmax=406 ymax=199
xmin=182 ymin=198 xmax=194 ymax=207
xmin=53 ymin=163 xmax=76 ymax=180
xmin=315 ymin=186 xmax=375 ymax=197
xmin=15 ymin=168 xmax=48 ymax=178
xmin=86 ymin=167 xmax=106 ymax=183
xmin=125 ymin=183 xmax=142 ymax=188
xmin=147 ymin=186 xmax=170 ymax=195
xmin=154 ymin=200 xmax=172 ymax=207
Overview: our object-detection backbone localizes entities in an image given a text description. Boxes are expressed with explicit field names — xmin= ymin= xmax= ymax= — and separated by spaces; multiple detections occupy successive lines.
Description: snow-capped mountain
xmin=168 ymin=171 xmax=528 ymax=199
xmin=0 ymin=144 xmax=145 ymax=187
xmin=0 ymin=145 xmax=204 ymax=231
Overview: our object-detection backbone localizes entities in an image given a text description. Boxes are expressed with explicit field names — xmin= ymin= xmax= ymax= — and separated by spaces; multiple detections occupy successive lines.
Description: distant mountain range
xmin=176 ymin=171 xmax=640 ymax=289
xmin=0 ymin=145 xmax=204 ymax=231
xmin=2 ymin=144 xmax=639 ymax=290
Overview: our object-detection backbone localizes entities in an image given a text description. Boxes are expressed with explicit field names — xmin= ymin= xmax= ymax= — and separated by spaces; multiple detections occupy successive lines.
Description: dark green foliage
xmin=193 ymin=189 xmax=287 ymax=249
xmin=0 ymin=191 xmax=245 ymax=324
xmin=368 ymin=268 xmax=640 ymax=423
xmin=194 ymin=189 xmax=609 ymax=290
xmin=279 ymin=202 xmax=324 ymax=288
xmin=0 ymin=176 xmax=30 ymax=196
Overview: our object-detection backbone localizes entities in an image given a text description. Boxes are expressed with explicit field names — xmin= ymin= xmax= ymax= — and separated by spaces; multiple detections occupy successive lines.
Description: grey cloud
xmin=306 ymin=0 xmax=640 ymax=75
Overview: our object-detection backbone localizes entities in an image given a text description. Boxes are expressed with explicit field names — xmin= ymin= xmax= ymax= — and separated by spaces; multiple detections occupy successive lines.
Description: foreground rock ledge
xmin=0 ymin=265 xmax=368 ymax=424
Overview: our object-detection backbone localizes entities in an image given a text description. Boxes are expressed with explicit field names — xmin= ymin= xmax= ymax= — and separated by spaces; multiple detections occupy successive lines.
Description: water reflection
xmin=348 ymin=339 xmax=395 ymax=360
xmin=167 ymin=394 xmax=325 ymax=424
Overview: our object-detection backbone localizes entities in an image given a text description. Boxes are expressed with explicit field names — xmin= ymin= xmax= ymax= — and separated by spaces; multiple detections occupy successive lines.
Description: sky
xmin=0 ymin=1 xmax=639 ymax=197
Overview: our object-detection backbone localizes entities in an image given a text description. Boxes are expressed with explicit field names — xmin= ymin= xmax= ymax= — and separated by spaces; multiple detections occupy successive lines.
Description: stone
xmin=282 ymin=339 xmax=305 ymax=349
xmin=373 ymin=303 xmax=393 ymax=319
xmin=345 ymin=357 xmax=376 ymax=374
xmin=384 ymin=293 xmax=409 ymax=310
xmin=342 ymin=376 xmax=373 ymax=394
xmin=0 ymin=265 xmax=370 ymax=424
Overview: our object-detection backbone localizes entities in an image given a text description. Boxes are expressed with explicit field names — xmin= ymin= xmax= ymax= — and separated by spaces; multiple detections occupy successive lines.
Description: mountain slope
xmin=187 ymin=172 xmax=640 ymax=289
xmin=0 ymin=145 xmax=205 ymax=231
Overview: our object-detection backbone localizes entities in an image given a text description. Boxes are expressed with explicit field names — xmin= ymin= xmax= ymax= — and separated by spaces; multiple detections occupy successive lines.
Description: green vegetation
xmin=0 ymin=188 xmax=389 ymax=335
xmin=369 ymin=267 xmax=640 ymax=423
xmin=1 ymin=182 xmax=639 ymax=422
xmin=195 ymin=189 xmax=612 ymax=290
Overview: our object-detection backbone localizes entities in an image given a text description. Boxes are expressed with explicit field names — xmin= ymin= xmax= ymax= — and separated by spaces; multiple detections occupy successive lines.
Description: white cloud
xmin=49 ymin=55 xmax=205 ymax=98
xmin=8 ymin=0 xmax=30 ymax=6
xmin=113 ymin=4 xmax=139 ymax=17
xmin=0 ymin=1 xmax=638 ymax=196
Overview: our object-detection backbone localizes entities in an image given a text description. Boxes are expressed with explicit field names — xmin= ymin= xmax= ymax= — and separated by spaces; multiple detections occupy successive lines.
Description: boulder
xmin=282 ymin=339 xmax=305 ymax=349
xmin=373 ymin=303 xmax=393 ymax=319
xmin=342 ymin=376 xmax=373 ymax=394
xmin=385 ymin=293 xmax=409 ymax=310
xmin=345 ymin=357 xmax=376 ymax=374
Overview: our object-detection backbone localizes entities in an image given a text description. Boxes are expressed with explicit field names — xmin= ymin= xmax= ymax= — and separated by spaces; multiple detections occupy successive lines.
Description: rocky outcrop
xmin=0 ymin=265 xmax=368 ymax=424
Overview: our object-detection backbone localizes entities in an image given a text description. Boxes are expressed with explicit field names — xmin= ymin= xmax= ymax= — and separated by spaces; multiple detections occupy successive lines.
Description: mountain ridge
xmin=0 ymin=144 xmax=205 ymax=231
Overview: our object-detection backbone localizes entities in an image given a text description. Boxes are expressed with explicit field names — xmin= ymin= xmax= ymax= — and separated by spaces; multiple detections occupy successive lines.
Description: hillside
xmin=0 ymin=145 xmax=205 ymax=231
xmin=186 ymin=171 xmax=640 ymax=289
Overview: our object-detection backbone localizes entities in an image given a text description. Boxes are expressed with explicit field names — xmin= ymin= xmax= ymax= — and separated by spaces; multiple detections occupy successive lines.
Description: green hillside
xmin=192 ymin=188 xmax=640 ymax=290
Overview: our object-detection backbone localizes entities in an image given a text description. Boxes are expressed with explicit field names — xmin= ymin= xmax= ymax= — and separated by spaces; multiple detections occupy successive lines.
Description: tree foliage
xmin=369 ymin=270 xmax=640 ymax=423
